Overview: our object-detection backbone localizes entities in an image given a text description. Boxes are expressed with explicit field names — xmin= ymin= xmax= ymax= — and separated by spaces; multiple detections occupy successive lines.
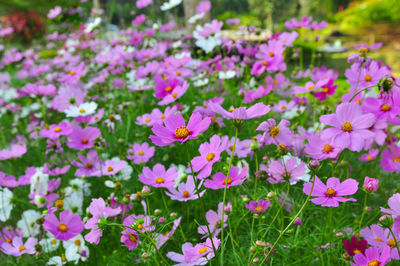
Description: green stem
xmin=220 ymin=126 xmax=238 ymax=264
xmin=349 ymin=85 xmax=376 ymax=103
xmin=388 ymin=226 xmax=400 ymax=258
xmin=260 ymin=175 xmax=316 ymax=263
xmin=357 ymin=193 xmax=369 ymax=233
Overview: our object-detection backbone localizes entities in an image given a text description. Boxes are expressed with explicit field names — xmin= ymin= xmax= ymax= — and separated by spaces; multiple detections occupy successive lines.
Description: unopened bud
xmin=267 ymin=192 xmax=275 ymax=199
xmin=336 ymin=232 xmax=344 ymax=237
xmin=154 ymin=209 xmax=161 ymax=215
xmin=308 ymin=160 xmax=320 ymax=168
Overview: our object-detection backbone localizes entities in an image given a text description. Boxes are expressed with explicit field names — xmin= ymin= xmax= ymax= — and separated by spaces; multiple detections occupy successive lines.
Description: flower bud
xmin=342 ymin=253 xmax=350 ymax=260
xmin=267 ymin=191 xmax=275 ymax=199
xmin=250 ymin=246 xmax=256 ymax=253
xmin=363 ymin=176 xmax=379 ymax=192
xmin=293 ymin=217 xmax=302 ymax=226
xmin=379 ymin=215 xmax=393 ymax=228
xmin=335 ymin=232 xmax=344 ymax=238
xmin=308 ymin=160 xmax=320 ymax=168
xmin=256 ymin=240 xmax=267 ymax=247
xmin=158 ymin=217 xmax=165 ymax=224
xmin=154 ymin=209 xmax=161 ymax=215
xmin=170 ymin=212 xmax=177 ymax=218
xmin=141 ymin=186 xmax=150 ymax=194
xmin=365 ymin=206 xmax=372 ymax=212
xmin=142 ymin=252 xmax=149 ymax=259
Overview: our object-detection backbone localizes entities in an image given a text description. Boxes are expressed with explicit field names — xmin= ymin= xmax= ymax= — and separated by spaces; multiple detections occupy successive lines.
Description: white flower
xmin=65 ymin=102 xmax=98 ymax=117
xmin=195 ymin=36 xmax=221 ymax=53
xmin=47 ymin=256 xmax=67 ymax=265
xmin=41 ymin=233 xmax=60 ymax=253
xmin=171 ymin=164 xmax=190 ymax=187
xmin=218 ymin=70 xmax=236 ymax=80
xmin=63 ymin=234 xmax=89 ymax=263
xmin=30 ymin=168 xmax=49 ymax=195
xmin=64 ymin=190 xmax=84 ymax=214
xmin=188 ymin=13 xmax=205 ymax=24
xmin=84 ymin=17 xmax=102 ymax=33
xmin=69 ymin=179 xmax=92 ymax=196
xmin=17 ymin=210 xmax=41 ymax=237
xmin=282 ymin=106 xmax=305 ymax=120
xmin=194 ymin=78 xmax=209 ymax=87
xmin=0 ymin=89 xmax=18 ymax=101
xmin=160 ymin=0 xmax=182 ymax=11
xmin=0 ymin=188 xmax=13 ymax=221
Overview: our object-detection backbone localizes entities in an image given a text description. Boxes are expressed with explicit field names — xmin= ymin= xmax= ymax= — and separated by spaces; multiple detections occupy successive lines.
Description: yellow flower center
xmin=138 ymin=150 xmax=145 ymax=155
xmin=79 ymin=109 xmax=86 ymax=113
xmin=61 ymin=255 xmax=66 ymax=262
xmin=137 ymin=224 xmax=144 ymax=229
xmin=342 ymin=121 xmax=353 ymax=132
xmin=307 ymin=85 xmax=314 ymax=91
xmin=174 ymin=127 xmax=190 ymax=139
xmin=389 ymin=238 xmax=396 ymax=247
xmin=393 ymin=157 xmax=400 ymax=163
xmin=165 ymin=86 xmax=172 ymax=92
xmin=54 ymin=127 xmax=61 ymax=132
xmin=145 ymin=118 xmax=151 ymax=122
xmin=58 ymin=224 xmax=68 ymax=232
xmin=19 ymin=245 xmax=26 ymax=252
xmin=381 ymin=104 xmax=391 ymax=111
xmin=69 ymin=71 xmax=75 ymax=76
xmin=262 ymin=61 xmax=268 ymax=66
xmin=254 ymin=206 xmax=263 ymax=211
xmin=358 ymin=47 xmax=368 ymax=53
xmin=364 ymin=75 xmax=372 ymax=82
xmin=55 ymin=199 xmax=64 ymax=209
xmin=183 ymin=190 xmax=190 ymax=198
xmin=51 ymin=239 xmax=57 ymax=245
xmin=322 ymin=87 xmax=329 ymax=93
xmin=270 ymin=126 xmax=280 ymax=137
xmin=107 ymin=166 xmax=114 ymax=172
xmin=75 ymin=239 xmax=81 ymax=246
xmin=325 ymin=188 xmax=336 ymax=197
xmin=161 ymin=114 xmax=165 ymax=119
xmin=367 ymin=260 xmax=379 ymax=266
xmin=172 ymin=93 xmax=178 ymax=98
xmin=156 ymin=177 xmax=164 ymax=184
xmin=273 ymin=80 xmax=278 ymax=85
xmin=269 ymin=51 xmax=274 ymax=57
xmin=6 ymin=238 xmax=11 ymax=243
xmin=323 ymin=144 xmax=333 ymax=153
xmin=206 ymin=153 xmax=215 ymax=161
xmin=366 ymin=155 xmax=373 ymax=160
xmin=354 ymin=249 xmax=361 ymax=254
xmin=81 ymin=138 xmax=88 ymax=144
xmin=223 ymin=178 xmax=233 ymax=185
xmin=86 ymin=163 xmax=93 ymax=169
xmin=176 ymin=71 xmax=181 ymax=76
xmin=281 ymin=105 xmax=287 ymax=110
xmin=376 ymin=237 xmax=382 ymax=242
xmin=129 ymin=235 xmax=137 ymax=242
xmin=198 ymin=247 xmax=207 ymax=254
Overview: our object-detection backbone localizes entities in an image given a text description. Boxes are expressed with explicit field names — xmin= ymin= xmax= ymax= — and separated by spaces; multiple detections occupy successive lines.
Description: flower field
xmin=1 ymin=1 xmax=400 ymax=265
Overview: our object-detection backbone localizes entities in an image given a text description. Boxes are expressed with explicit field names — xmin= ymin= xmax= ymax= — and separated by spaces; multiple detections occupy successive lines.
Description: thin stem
xmin=349 ymin=85 xmax=376 ymax=103
xmin=388 ymin=226 xmax=400 ymax=258
xmin=220 ymin=126 xmax=238 ymax=264
xmin=261 ymin=175 xmax=316 ymax=263
xmin=357 ymin=193 xmax=369 ymax=233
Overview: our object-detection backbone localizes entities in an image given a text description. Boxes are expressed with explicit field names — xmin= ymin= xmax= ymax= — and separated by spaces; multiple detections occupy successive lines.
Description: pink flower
xmin=204 ymin=166 xmax=247 ymax=190
xmin=84 ymin=198 xmax=121 ymax=244
xmin=43 ymin=210 xmax=84 ymax=241
xmin=209 ymin=102 xmax=270 ymax=120
xmin=126 ymin=142 xmax=155 ymax=164
xmin=0 ymin=144 xmax=27 ymax=160
xmin=363 ymin=176 xmax=379 ymax=192
xmin=136 ymin=0 xmax=152 ymax=9
xmin=380 ymin=145 xmax=400 ymax=172
xmin=256 ymin=119 xmax=293 ymax=146
xmin=48 ymin=6 xmax=62 ymax=19
xmin=150 ymin=112 xmax=211 ymax=146
xmin=381 ymin=193 xmax=400 ymax=219
xmin=165 ymin=176 xmax=205 ymax=201
xmin=101 ymin=159 xmax=128 ymax=176
xmin=305 ymin=134 xmax=343 ymax=160
xmin=71 ymin=150 xmax=103 ymax=177
xmin=351 ymin=246 xmax=391 ymax=266
xmin=166 ymin=237 xmax=220 ymax=265
xmin=245 ymin=199 xmax=270 ymax=213
xmin=156 ymin=217 xmax=181 ymax=249
xmin=320 ymin=103 xmax=376 ymax=152
xmin=267 ymin=156 xmax=308 ymax=184
xmin=40 ymin=121 xmax=72 ymax=139
xmin=191 ymin=135 xmax=228 ymax=179
xmin=358 ymin=149 xmax=379 ymax=162
xmin=66 ymin=126 xmax=101 ymax=150
xmin=0 ymin=237 xmax=37 ymax=256
xmin=303 ymin=176 xmax=358 ymax=207
xmin=139 ymin=163 xmax=178 ymax=188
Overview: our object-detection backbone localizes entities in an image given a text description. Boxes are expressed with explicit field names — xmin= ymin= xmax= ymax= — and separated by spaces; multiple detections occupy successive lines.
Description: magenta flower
xmin=204 ymin=166 xmax=247 ymax=190
xmin=166 ymin=237 xmax=220 ymax=265
xmin=71 ymin=150 xmax=103 ymax=177
xmin=165 ymin=176 xmax=205 ymax=201
xmin=191 ymin=135 xmax=228 ymax=179
xmin=208 ymin=102 xmax=270 ymax=120
xmin=256 ymin=118 xmax=293 ymax=146
xmin=123 ymin=214 xmax=155 ymax=233
xmin=245 ymin=199 xmax=271 ymax=213
xmin=0 ymin=143 xmax=27 ymax=160
xmin=101 ymin=159 xmax=128 ymax=176
xmin=0 ymin=237 xmax=37 ymax=256
xmin=303 ymin=176 xmax=358 ymax=207
xmin=43 ymin=210 xmax=84 ymax=241
xmin=41 ymin=121 xmax=72 ymax=140
xmin=363 ymin=176 xmax=379 ymax=192
xmin=380 ymin=145 xmax=400 ymax=172
xmin=150 ymin=112 xmax=211 ymax=147
xmin=84 ymin=198 xmax=121 ymax=244
xmin=120 ymin=229 xmax=140 ymax=250
xmin=67 ymin=126 xmax=101 ymax=150
xmin=351 ymin=246 xmax=391 ymax=266
xmin=139 ymin=163 xmax=178 ymax=188
xmin=126 ymin=142 xmax=155 ymax=164
xmin=320 ymin=103 xmax=376 ymax=152
xmin=305 ymin=134 xmax=343 ymax=160
xmin=136 ymin=0 xmax=152 ymax=9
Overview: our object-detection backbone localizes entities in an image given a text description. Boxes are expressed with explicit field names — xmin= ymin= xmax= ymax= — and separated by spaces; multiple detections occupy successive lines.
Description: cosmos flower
xmin=204 ymin=166 xmax=247 ymax=190
xmin=44 ymin=210 xmax=84 ymax=241
xmin=303 ymin=176 xmax=358 ymax=207
xmin=343 ymin=236 xmax=368 ymax=257
xmin=209 ymin=102 xmax=270 ymax=120
xmin=165 ymin=176 xmax=205 ymax=201
xmin=139 ymin=163 xmax=178 ymax=188
xmin=66 ymin=126 xmax=101 ymax=150
xmin=149 ymin=112 xmax=210 ymax=146
xmin=126 ymin=142 xmax=155 ymax=164
xmin=245 ymin=199 xmax=271 ymax=213
xmin=351 ymin=246 xmax=391 ymax=266
xmin=0 ymin=237 xmax=37 ymax=256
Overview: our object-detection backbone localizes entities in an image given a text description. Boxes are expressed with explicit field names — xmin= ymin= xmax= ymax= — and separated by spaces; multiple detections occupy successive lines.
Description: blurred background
xmin=1 ymin=0 xmax=400 ymax=73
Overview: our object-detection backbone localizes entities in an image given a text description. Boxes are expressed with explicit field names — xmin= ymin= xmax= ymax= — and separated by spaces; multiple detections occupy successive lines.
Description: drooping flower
xmin=191 ymin=135 xmax=228 ymax=179
xmin=139 ymin=163 xmax=178 ymax=188
xmin=245 ymin=199 xmax=271 ymax=213
xmin=303 ymin=176 xmax=358 ymax=207
xmin=149 ymin=112 xmax=210 ymax=146
xmin=204 ymin=166 xmax=247 ymax=190
xmin=320 ymin=102 xmax=376 ymax=152
xmin=44 ymin=210 xmax=84 ymax=241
